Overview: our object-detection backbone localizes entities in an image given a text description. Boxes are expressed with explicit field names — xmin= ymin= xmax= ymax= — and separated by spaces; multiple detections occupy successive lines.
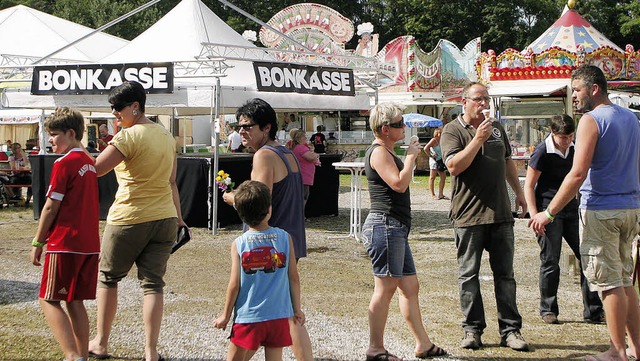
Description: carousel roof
xmin=526 ymin=9 xmax=623 ymax=55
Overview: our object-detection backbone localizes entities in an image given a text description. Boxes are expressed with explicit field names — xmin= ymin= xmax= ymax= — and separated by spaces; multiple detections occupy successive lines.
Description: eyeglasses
xmin=110 ymin=102 xmax=134 ymax=112
xmin=386 ymin=121 xmax=405 ymax=129
xmin=238 ymin=123 xmax=257 ymax=131
xmin=466 ymin=96 xmax=491 ymax=103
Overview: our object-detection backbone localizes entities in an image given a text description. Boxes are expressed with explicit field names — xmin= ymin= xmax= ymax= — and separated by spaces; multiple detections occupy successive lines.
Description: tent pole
xmin=38 ymin=109 xmax=46 ymax=154
xmin=212 ymin=81 xmax=221 ymax=235
xmin=182 ymin=116 xmax=187 ymax=154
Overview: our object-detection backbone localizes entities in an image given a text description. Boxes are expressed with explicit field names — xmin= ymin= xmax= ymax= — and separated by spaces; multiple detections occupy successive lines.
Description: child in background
xmin=214 ymin=180 xmax=304 ymax=361
xmin=30 ymin=107 xmax=100 ymax=361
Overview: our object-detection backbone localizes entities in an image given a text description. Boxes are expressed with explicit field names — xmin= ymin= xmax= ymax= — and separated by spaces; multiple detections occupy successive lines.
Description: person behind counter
xmin=309 ymin=125 xmax=327 ymax=154
xmin=227 ymin=125 xmax=243 ymax=153
xmin=97 ymin=124 xmax=113 ymax=152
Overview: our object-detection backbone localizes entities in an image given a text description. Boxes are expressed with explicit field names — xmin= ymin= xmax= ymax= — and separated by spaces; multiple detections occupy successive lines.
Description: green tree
xmin=50 ymin=0 xmax=177 ymax=40
xmin=2 ymin=0 xmax=638 ymax=54
xmin=620 ymin=1 xmax=640 ymax=47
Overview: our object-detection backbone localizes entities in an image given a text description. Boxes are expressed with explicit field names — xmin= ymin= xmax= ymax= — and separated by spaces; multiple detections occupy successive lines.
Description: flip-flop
xmin=416 ymin=343 xmax=447 ymax=358
xmin=584 ymin=355 xmax=606 ymax=361
xmin=88 ymin=351 xmax=111 ymax=360
xmin=365 ymin=350 xmax=401 ymax=361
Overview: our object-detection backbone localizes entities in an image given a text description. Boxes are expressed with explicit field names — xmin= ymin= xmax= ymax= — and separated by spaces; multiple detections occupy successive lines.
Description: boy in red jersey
xmin=30 ymin=107 xmax=100 ymax=361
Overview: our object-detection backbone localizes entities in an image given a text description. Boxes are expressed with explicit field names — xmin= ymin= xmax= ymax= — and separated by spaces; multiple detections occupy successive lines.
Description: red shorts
xmin=40 ymin=253 xmax=99 ymax=302
xmin=230 ymin=318 xmax=292 ymax=350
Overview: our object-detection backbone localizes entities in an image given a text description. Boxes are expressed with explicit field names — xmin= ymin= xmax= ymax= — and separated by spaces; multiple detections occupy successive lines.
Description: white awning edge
xmin=488 ymin=79 xmax=570 ymax=97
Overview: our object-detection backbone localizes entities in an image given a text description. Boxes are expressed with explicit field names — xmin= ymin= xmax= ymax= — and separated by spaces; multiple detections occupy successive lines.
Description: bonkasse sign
xmin=254 ymin=62 xmax=354 ymax=96
xmin=31 ymin=63 xmax=174 ymax=95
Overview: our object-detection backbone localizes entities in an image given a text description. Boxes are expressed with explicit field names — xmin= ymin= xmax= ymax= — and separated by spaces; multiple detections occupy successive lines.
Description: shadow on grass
xmin=307 ymin=208 xmax=453 ymax=237
xmin=0 ymin=279 xmax=38 ymax=305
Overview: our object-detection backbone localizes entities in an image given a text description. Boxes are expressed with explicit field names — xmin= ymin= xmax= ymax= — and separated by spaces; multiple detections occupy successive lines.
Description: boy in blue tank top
xmin=214 ymin=180 xmax=304 ymax=361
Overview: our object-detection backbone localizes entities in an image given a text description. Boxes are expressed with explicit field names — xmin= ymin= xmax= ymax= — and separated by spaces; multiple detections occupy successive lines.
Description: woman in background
xmin=287 ymin=128 xmax=320 ymax=208
xmin=423 ymin=128 xmax=448 ymax=200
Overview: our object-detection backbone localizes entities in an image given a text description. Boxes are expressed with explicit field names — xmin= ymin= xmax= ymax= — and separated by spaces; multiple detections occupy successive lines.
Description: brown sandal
xmin=415 ymin=343 xmax=447 ymax=358
xmin=366 ymin=350 xmax=402 ymax=361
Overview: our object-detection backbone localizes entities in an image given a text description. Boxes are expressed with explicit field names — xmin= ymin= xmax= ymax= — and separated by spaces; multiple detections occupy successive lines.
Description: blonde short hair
xmin=369 ymin=102 xmax=404 ymax=136
xmin=288 ymin=128 xmax=305 ymax=148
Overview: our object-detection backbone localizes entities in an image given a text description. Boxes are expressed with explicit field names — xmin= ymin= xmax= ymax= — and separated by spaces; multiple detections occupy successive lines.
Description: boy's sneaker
xmin=460 ymin=331 xmax=482 ymax=349
xmin=500 ymin=331 xmax=530 ymax=351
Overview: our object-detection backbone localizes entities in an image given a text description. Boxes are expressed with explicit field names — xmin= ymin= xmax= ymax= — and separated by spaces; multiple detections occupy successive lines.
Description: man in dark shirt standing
xmin=441 ymin=82 xmax=529 ymax=352
xmin=309 ymin=125 xmax=327 ymax=154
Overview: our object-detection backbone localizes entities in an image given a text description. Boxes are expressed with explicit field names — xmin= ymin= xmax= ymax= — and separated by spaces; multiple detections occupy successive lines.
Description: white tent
xmin=1 ymin=0 xmax=371 ymax=114
xmin=0 ymin=108 xmax=54 ymax=151
xmin=0 ymin=5 xmax=128 ymax=63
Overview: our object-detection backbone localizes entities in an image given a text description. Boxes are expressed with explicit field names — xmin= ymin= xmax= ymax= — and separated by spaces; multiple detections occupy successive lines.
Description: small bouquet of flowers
xmin=215 ymin=170 xmax=235 ymax=192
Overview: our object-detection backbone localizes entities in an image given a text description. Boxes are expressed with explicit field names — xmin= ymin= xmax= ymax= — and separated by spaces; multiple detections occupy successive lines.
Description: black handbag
xmin=171 ymin=225 xmax=191 ymax=254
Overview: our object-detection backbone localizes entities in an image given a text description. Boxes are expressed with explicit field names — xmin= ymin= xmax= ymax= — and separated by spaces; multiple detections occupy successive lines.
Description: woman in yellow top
xmin=89 ymin=81 xmax=186 ymax=361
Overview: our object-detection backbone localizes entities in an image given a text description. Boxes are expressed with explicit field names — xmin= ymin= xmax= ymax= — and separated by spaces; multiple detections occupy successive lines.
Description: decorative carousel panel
xmin=586 ymin=47 xmax=626 ymax=79
xmin=533 ymin=47 xmax=577 ymax=68
xmin=408 ymin=38 xmax=441 ymax=92
xmin=496 ymin=48 xmax=526 ymax=69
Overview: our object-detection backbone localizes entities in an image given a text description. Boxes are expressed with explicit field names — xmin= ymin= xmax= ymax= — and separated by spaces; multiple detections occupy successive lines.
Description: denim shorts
xmin=361 ymin=212 xmax=415 ymax=277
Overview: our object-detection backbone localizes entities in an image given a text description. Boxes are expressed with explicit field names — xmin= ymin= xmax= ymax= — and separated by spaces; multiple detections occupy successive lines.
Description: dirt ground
xmin=0 ymin=177 xmax=614 ymax=360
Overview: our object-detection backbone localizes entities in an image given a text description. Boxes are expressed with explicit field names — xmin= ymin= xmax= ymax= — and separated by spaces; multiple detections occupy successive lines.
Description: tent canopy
xmin=2 ymin=0 xmax=371 ymax=115
xmin=0 ymin=5 xmax=128 ymax=63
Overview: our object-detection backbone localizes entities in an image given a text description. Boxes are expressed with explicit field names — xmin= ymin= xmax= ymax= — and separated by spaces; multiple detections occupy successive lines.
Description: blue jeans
xmin=538 ymin=211 xmax=603 ymax=320
xmin=455 ymin=222 xmax=522 ymax=337
xmin=361 ymin=212 xmax=416 ymax=277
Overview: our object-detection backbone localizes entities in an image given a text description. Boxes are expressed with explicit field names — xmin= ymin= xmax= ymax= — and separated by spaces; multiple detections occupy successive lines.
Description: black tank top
xmin=364 ymin=144 xmax=412 ymax=227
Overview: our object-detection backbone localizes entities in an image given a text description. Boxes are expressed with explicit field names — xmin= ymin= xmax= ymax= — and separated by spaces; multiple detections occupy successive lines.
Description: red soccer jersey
xmin=45 ymin=149 xmax=100 ymax=254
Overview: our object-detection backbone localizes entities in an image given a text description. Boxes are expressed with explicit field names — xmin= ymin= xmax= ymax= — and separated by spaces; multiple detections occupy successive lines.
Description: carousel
xmin=475 ymin=0 xmax=640 ymax=158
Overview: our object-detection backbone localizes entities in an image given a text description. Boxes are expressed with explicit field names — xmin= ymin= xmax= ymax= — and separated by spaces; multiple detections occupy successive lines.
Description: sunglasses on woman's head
xmin=110 ymin=102 xmax=134 ymax=112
